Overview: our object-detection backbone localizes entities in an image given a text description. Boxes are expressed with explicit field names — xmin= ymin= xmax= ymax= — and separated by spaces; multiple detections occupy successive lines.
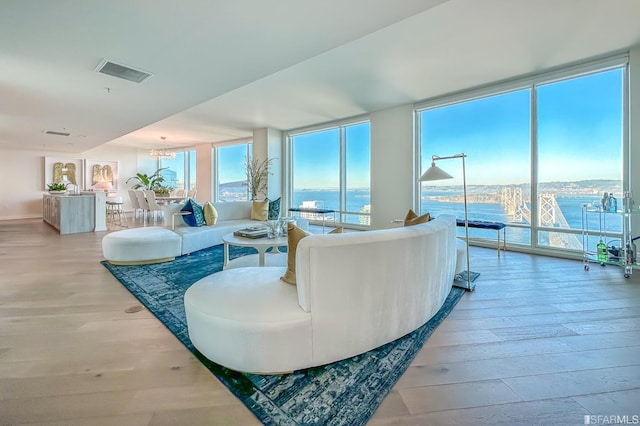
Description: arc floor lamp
xmin=419 ymin=153 xmax=474 ymax=291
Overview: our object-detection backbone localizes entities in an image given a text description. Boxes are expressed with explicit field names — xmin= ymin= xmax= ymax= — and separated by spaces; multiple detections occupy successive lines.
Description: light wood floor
xmin=1 ymin=218 xmax=639 ymax=425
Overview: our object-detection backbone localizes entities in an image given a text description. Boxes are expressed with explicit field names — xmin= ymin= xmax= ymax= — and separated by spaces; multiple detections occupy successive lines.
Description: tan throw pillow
xmin=202 ymin=202 xmax=218 ymax=226
xmin=280 ymin=222 xmax=311 ymax=285
xmin=251 ymin=200 xmax=269 ymax=221
xmin=328 ymin=227 xmax=343 ymax=234
xmin=405 ymin=210 xmax=431 ymax=226
xmin=403 ymin=209 xmax=418 ymax=226
xmin=409 ymin=212 xmax=431 ymax=225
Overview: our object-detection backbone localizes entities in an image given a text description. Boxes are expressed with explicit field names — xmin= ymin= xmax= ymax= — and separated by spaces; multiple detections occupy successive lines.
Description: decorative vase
xmin=266 ymin=220 xmax=281 ymax=239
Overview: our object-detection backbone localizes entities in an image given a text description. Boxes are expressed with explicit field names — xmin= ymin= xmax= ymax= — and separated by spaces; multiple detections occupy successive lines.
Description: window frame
xmin=158 ymin=149 xmax=196 ymax=193
xmin=286 ymin=116 xmax=371 ymax=228
xmin=211 ymin=141 xmax=252 ymax=202
xmin=415 ymin=53 xmax=629 ymax=256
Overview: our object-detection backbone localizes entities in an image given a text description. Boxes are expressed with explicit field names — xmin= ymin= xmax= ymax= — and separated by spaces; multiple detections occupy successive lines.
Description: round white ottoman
xmin=102 ymin=227 xmax=182 ymax=265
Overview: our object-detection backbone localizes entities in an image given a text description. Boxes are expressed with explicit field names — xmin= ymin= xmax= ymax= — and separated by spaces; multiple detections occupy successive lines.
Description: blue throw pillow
xmin=268 ymin=197 xmax=281 ymax=220
xmin=181 ymin=199 xmax=205 ymax=227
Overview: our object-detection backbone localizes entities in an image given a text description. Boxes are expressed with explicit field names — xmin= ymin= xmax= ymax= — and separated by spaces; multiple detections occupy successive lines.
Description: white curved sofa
xmin=184 ymin=214 xmax=457 ymax=374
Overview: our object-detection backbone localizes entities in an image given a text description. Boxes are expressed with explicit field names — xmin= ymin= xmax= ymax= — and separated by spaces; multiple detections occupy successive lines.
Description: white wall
xmin=253 ymin=128 xmax=283 ymax=201
xmin=370 ymin=104 xmax=415 ymax=229
xmin=195 ymin=144 xmax=213 ymax=202
xmin=0 ymin=144 xmax=144 ymax=220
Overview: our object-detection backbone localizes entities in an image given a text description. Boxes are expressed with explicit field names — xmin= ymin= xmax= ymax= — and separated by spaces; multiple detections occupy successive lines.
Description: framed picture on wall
xmin=84 ymin=159 xmax=119 ymax=191
xmin=43 ymin=157 xmax=84 ymax=190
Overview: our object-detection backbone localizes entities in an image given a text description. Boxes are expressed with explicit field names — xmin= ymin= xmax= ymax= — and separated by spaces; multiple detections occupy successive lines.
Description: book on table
xmin=234 ymin=227 xmax=268 ymax=239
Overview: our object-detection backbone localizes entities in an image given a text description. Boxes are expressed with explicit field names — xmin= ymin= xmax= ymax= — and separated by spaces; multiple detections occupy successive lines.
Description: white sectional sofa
xmin=184 ymin=214 xmax=457 ymax=374
xmin=103 ymin=200 xmax=307 ymax=264
xmin=164 ymin=200 xmax=256 ymax=255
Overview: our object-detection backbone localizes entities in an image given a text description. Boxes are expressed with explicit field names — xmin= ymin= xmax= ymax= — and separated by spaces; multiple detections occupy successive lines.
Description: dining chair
xmin=135 ymin=190 xmax=150 ymax=223
xmin=144 ymin=190 xmax=164 ymax=223
xmin=128 ymin=190 xmax=143 ymax=222
xmin=175 ymin=188 xmax=186 ymax=197
xmin=187 ymin=188 xmax=197 ymax=198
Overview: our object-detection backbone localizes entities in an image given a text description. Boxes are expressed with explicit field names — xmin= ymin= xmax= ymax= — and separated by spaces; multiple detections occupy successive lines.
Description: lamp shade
xmin=419 ymin=164 xmax=454 ymax=182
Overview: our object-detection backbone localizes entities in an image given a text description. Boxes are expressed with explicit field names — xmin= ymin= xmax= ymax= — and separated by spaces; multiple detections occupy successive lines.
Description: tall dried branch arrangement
xmin=245 ymin=156 xmax=274 ymax=200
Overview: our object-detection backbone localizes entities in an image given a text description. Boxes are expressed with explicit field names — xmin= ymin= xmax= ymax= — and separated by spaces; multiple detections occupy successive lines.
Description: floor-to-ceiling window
xmin=418 ymin=57 xmax=626 ymax=255
xmin=536 ymin=69 xmax=623 ymax=252
xmin=419 ymin=89 xmax=532 ymax=245
xmin=287 ymin=119 xmax=371 ymax=226
xmin=159 ymin=150 xmax=196 ymax=193
xmin=214 ymin=142 xmax=252 ymax=202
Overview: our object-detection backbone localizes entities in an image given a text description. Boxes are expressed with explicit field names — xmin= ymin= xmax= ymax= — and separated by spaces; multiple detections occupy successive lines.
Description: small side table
xmin=222 ymin=233 xmax=288 ymax=269
xmin=106 ymin=199 xmax=127 ymax=228
xmin=288 ymin=207 xmax=336 ymax=233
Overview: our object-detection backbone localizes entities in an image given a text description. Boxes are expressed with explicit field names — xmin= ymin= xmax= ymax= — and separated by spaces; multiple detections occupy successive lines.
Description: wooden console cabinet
xmin=43 ymin=193 xmax=106 ymax=234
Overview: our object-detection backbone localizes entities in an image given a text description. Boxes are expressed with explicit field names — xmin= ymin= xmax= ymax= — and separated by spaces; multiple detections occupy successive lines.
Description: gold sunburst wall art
xmin=43 ymin=157 xmax=83 ymax=190
xmin=84 ymin=159 xmax=118 ymax=191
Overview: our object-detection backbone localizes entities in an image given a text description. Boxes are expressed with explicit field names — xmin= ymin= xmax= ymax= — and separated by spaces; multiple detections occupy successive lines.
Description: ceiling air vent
xmin=95 ymin=59 xmax=153 ymax=83
xmin=44 ymin=130 xmax=71 ymax=136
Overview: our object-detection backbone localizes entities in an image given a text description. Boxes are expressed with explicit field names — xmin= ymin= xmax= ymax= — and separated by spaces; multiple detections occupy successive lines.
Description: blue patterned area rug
xmin=101 ymin=244 xmax=465 ymax=426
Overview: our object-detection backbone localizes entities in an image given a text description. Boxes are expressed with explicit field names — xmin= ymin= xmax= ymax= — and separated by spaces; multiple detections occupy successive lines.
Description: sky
xmin=162 ymin=66 xmax=624 ymax=193
xmin=291 ymin=122 xmax=371 ymax=190
xmin=421 ymin=67 xmax=623 ymax=187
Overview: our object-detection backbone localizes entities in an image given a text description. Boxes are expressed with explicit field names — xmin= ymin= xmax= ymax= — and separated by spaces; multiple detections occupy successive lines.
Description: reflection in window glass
xmin=160 ymin=152 xmax=186 ymax=192
xmin=160 ymin=151 xmax=196 ymax=195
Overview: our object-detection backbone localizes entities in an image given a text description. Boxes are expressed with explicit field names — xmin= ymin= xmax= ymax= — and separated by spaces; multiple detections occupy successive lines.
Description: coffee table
xmin=222 ymin=233 xmax=288 ymax=269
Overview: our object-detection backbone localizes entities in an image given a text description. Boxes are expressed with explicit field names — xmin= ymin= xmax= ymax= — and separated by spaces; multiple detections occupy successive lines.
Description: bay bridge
xmin=501 ymin=187 xmax=583 ymax=249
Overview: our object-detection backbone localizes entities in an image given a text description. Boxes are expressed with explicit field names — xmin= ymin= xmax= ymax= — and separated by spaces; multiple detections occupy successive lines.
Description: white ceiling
xmin=2 ymin=0 xmax=640 ymax=153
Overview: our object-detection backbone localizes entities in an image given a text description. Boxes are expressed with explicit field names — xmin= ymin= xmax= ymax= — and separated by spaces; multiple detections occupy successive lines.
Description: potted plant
xmin=46 ymin=182 xmax=68 ymax=193
xmin=154 ymin=184 xmax=173 ymax=196
xmin=126 ymin=168 xmax=168 ymax=191
xmin=245 ymin=157 xmax=274 ymax=200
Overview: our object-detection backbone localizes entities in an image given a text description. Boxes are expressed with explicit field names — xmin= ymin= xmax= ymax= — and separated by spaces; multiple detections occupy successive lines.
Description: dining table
xmin=155 ymin=196 xmax=188 ymax=204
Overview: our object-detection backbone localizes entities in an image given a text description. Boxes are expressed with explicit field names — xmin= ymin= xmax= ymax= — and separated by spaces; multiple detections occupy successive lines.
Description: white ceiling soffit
xmin=114 ymin=0 xmax=640 ymax=149
xmin=2 ymin=0 xmax=640 ymax=152
xmin=0 ymin=0 xmax=448 ymax=152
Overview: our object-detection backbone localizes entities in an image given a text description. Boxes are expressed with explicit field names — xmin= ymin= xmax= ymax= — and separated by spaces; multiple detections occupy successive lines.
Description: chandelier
xmin=149 ymin=136 xmax=176 ymax=160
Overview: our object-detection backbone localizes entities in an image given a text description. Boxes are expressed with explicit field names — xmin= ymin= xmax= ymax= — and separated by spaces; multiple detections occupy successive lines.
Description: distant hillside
xmin=220 ymin=180 xmax=247 ymax=189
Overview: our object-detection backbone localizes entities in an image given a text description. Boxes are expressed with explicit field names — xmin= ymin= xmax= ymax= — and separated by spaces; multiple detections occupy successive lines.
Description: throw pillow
xmin=328 ymin=227 xmax=344 ymax=234
xmin=403 ymin=209 xmax=431 ymax=226
xmin=403 ymin=209 xmax=417 ymax=226
xmin=202 ymin=201 xmax=218 ymax=226
xmin=280 ymin=222 xmax=311 ymax=285
xmin=267 ymin=197 xmax=281 ymax=220
xmin=251 ymin=200 xmax=269 ymax=221
xmin=181 ymin=199 xmax=206 ymax=227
